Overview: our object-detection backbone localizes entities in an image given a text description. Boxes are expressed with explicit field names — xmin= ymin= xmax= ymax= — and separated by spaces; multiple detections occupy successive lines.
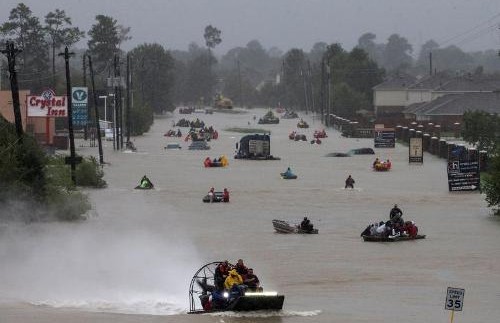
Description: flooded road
xmin=1 ymin=108 xmax=500 ymax=323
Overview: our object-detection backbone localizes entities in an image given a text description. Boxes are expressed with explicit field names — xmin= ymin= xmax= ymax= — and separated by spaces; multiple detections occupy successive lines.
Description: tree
xmin=130 ymin=43 xmax=175 ymax=114
xmin=382 ymin=34 xmax=413 ymax=72
xmin=203 ymin=25 xmax=222 ymax=51
xmin=462 ymin=111 xmax=500 ymax=154
xmin=357 ymin=32 xmax=385 ymax=64
xmin=45 ymin=9 xmax=84 ymax=87
xmin=0 ymin=3 xmax=49 ymax=92
xmin=482 ymin=151 xmax=500 ymax=215
xmin=87 ymin=15 xmax=129 ymax=74
xmin=283 ymin=48 xmax=307 ymax=109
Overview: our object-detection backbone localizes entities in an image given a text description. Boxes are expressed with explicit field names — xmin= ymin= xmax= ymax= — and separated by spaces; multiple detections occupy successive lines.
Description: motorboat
xmin=272 ymin=219 xmax=318 ymax=234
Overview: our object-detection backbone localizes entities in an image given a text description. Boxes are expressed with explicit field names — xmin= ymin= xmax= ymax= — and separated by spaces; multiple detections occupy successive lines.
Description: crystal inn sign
xmin=27 ymin=89 xmax=67 ymax=117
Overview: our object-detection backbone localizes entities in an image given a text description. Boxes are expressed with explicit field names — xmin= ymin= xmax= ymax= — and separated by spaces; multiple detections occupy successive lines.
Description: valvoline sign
xmin=72 ymin=87 xmax=88 ymax=126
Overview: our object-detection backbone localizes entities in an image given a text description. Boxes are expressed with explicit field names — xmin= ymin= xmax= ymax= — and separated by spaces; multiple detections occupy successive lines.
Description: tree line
xmin=2 ymin=3 xmax=500 ymax=128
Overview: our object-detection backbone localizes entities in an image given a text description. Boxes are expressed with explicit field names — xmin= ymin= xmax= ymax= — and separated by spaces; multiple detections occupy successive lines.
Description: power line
xmin=438 ymin=12 xmax=500 ymax=47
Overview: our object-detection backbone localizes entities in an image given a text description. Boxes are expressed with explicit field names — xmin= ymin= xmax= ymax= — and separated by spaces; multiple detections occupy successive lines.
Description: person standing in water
xmin=345 ymin=175 xmax=355 ymax=189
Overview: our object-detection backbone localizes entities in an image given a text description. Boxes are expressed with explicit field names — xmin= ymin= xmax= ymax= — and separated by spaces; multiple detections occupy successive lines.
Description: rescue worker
xmin=222 ymin=188 xmax=230 ymax=202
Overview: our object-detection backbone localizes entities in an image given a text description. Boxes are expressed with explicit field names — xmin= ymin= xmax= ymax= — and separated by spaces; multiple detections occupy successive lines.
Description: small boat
xmin=280 ymin=172 xmax=297 ymax=179
xmin=373 ymin=163 xmax=391 ymax=171
xmin=362 ymin=234 xmax=426 ymax=242
xmin=202 ymin=192 xmax=227 ymax=203
xmin=297 ymin=120 xmax=309 ymax=128
xmin=272 ymin=219 xmax=318 ymax=234
xmin=188 ymin=261 xmax=285 ymax=314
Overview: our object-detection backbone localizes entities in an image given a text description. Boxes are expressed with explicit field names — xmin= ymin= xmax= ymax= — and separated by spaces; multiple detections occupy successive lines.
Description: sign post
xmin=71 ymin=87 xmax=88 ymax=127
xmin=445 ymin=287 xmax=465 ymax=323
xmin=409 ymin=137 xmax=423 ymax=163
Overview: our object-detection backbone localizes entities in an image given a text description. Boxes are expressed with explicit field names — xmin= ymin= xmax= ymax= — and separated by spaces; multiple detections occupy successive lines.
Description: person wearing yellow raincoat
xmin=224 ymin=269 xmax=243 ymax=290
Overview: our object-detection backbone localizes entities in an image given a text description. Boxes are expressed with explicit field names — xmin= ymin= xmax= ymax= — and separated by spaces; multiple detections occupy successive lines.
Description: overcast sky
xmin=2 ymin=0 xmax=500 ymax=55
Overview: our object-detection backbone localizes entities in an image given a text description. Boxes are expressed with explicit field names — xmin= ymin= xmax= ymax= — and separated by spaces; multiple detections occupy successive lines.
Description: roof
xmin=402 ymin=92 xmax=500 ymax=116
xmin=409 ymin=72 xmax=500 ymax=92
xmin=373 ymin=73 xmax=417 ymax=90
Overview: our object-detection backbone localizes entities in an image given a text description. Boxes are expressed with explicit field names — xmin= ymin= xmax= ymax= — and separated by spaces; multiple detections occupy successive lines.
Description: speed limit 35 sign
xmin=445 ymin=287 xmax=465 ymax=311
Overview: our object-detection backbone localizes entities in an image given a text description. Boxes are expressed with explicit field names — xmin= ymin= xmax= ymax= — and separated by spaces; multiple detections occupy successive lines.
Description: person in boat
xmin=235 ymin=259 xmax=248 ymax=278
xmin=345 ymin=175 xmax=355 ymax=189
xmin=373 ymin=158 xmax=380 ymax=168
xmin=222 ymin=188 xmax=230 ymax=202
xmin=390 ymin=204 xmax=403 ymax=224
xmin=139 ymin=175 xmax=153 ymax=189
xmin=204 ymin=157 xmax=212 ymax=167
xmin=385 ymin=159 xmax=392 ymax=169
xmin=224 ymin=269 xmax=243 ymax=289
xmin=208 ymin=187 xmax=215 ymax=202
xmin=300 ymin=216 xmax=314 ymax=232
xmin=125 ymin=141 xmax=136 ymax=151
xmin=211 ymin=286 xmax=227 ymax=309
xmin=243 ymin=268 xmax=262 ymax=292
xmin=177 ymin=129 xmax=182 ymax=137
xmin=283 ymin=167 xmax=294 ymax=177
xmin=404 ymin=221 xmax=419 ymax=238
xmin=214 ymin=260 xmax=230 ymax=290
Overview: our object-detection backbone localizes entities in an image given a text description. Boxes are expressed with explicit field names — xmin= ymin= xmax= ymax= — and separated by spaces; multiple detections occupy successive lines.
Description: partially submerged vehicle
xmin=289 ymin=132 xmax=307 ymax=141
xmin=272 ymin=219 xmax=318 ymax=234
xmin=188 ymin=261 xmax=285 ymax=314
xmin=234 ymin=134 xmax=280 ymax=160
xmin=165 ymin=143 xmax=182 ymax=150
xmin=189 ymin=140 xmax=210 ymax=150
xmin=348 ymin=148 xmax=375 ymax=155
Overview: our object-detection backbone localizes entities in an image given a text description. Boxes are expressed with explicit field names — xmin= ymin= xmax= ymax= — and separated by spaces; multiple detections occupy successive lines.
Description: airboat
xmin=188 ymin=261 xmax=285 ymax=314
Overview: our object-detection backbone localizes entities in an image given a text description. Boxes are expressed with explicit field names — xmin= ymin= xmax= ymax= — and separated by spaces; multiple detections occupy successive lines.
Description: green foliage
xmin=383 ymin=34 xmax=413 ymax=72
xmin=482 ymin=152 xmax=500 ymax=215
xmin=462 ymin=111 xmax=500 ymax=154
xmin=204 ymin=25 xmax=222 ymax=49
xmin=87 ymin=15 xmax=128 ymax=72
xmin=76 ymin=156 xmax=106 ymax=188
xmin=1 ymin=3 xmax=49 ymax=92
xmin=130 ymin=43 xmax=175 ymax=113
xmin=0 ymin=116 xmax=91 ymax=222
xmin=130 ymin=102 xmax=154 ymax=135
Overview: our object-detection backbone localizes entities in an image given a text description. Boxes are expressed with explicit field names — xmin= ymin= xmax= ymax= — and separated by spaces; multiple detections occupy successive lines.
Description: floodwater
xmin=1 ymin=108 xmax=500 ymax=323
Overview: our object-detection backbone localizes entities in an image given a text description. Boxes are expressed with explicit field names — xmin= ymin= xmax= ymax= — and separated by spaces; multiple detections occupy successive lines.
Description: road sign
xmin=445 ymin=287 xmax=465 ymax=311
xmin=72 ymin=87 xmax=88 ymax=126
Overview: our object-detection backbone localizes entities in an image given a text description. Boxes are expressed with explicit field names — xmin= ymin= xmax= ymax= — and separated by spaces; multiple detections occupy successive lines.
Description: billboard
xmin=409 ymin=137 xmax=423 ymax=163
xmin=72 ymin=87 xmax=88 ymax=126
xmin=27 ymin=89 xmax=67 ymax=117
xmin=374 ymin=128 xmax=395 ymax=148
xmin=447 ymin=153 xmax=480 ymax=192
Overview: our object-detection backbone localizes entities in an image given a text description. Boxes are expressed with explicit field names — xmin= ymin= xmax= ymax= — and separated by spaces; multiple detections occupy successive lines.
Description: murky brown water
xmin=1 ymin=108 xmax=499 ymax=323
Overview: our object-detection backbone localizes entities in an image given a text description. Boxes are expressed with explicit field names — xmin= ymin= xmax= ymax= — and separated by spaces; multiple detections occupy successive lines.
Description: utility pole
xmin=82 ymin=52 xmax=88 ymax=140
xmin=126 ymin=53 xmax=131 ymax=144
xmin=237 ymin=60 xmax=243 ymax=108
xmin=59 ymin=46 xmax=77 ymax=184
xmin=320 ymin=57 xmax=325 ymax=124
xmin=1 ymin=42 xmax=23 ymax=141
xmin=308 ymin=60 xmax=315 ymax=115
xmin=113 ymin=55 xmax=118 ymax=150
xmin=429 ymin=51 xmax=433 ymax=76
xmin=88 ymin=55 xmax=104 ymax=164
xmin=327 ymin=62 xmax=332 ymax=127
xmin=301 ymin=68 xmax=309 ymax=114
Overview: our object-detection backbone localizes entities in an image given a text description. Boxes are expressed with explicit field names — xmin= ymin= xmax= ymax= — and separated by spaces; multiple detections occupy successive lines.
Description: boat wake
xmin=32 ymin=298 xmax=186 ymax=316
xmin=208 ymin=309 xmax=321 ymax=318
